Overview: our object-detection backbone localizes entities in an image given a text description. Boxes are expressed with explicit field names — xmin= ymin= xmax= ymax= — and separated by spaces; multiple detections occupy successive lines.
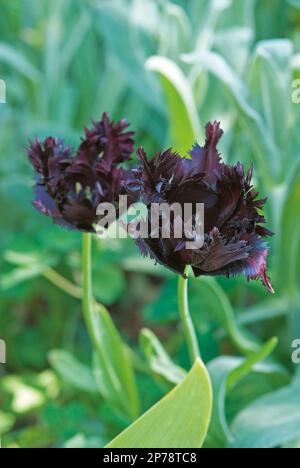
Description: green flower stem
xmin=178 ymin=266 xmax=201 ymax=364
xmin=82 ymin=232 xmax=99 ymax=348
xmin=42 ymin=235 xmax=101 ymax=354
xmin=82 ymin=234 xmax=200 ymax=367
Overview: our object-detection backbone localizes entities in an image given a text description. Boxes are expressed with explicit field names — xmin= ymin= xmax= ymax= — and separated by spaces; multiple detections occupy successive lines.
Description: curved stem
xmin=42 ymin=267 xmax=82 ymax=300
xmin=178 ymin=266 xmax=201 ymax=364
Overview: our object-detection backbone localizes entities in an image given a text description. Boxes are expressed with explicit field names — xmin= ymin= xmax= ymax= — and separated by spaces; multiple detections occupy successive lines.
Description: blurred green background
xmin=1 ymin=0 xmax=300 ymax=448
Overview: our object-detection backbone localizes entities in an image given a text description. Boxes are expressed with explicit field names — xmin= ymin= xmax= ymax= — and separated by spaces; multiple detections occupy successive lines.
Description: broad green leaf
xmin=140 ymin=328 xmax=186 ymax=387
xmin=206 ymin=338 xmax=279 ymax=448
xmin=146 ymin=56 xmax=201 ymax=153
xmin=91 ymin=304 xmax=139 ymax=420
xmin=48 ymin=350 xmax=98 ymax=394
xmin=230 ymin=384 xmax=300 ymax=448
xmin=107 ymin=359 xmax=212 ymax=448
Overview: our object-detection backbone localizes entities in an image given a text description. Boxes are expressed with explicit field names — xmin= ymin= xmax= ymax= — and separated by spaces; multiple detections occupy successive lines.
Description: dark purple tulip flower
xmin=28 ymin=113 xmax=135 ymax=232
xmin=132 ymin=122 xmax=274 ymax=293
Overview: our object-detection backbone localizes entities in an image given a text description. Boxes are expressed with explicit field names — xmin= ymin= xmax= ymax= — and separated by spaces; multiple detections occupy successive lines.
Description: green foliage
xmin=1 ymin=0 xmax=300 ymax=449
xmin=146 ymin=56 xmax=201 ymax=153
xmin=139 ymin=328 xmax=186 ymax=387
xmin=48 ymin=350 xmax=99 ymax=394
xmin=91 ymin=304 xmax=140 ymax=421
xmin=230 ymin=383 xmax=300 ymax=448
xmin=107 ymin=359 xmax=212 ymax=449
xmin=205 ymin=338 xmax=281 ymax=448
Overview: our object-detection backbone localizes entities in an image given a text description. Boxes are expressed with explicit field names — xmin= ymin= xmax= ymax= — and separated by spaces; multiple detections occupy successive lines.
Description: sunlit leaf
xmin=107 ymin=359 xmax=212 ymax=448
xmin=146 ymin=56 xmax=201 ymax=153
